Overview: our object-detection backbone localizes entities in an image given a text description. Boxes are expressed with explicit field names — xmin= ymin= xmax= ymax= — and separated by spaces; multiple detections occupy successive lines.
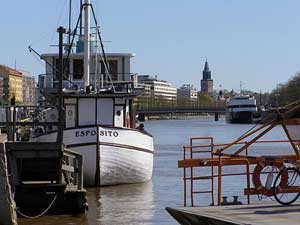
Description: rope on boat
xmin=16 ymin=194 xmax=57 ymax=219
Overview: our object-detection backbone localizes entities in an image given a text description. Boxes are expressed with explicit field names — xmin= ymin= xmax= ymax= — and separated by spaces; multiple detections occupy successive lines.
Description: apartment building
xmin=137 ymin=75 xmax=177 ymax=102
xmin=21 ymin=70 xmax=36 ymax=105
xmin=0 ymin=65 xmax=36 ymax=105
xmin=177 ymin=84 xmax=198 ymax=102
xmin=0 ymin=65 xmax=23 ymax=104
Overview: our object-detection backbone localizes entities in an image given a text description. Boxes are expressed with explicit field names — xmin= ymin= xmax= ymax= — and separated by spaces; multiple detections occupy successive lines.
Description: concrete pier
xmin=167 ymin=202 xmax=300 ymax=225
xmin=0 ymin=139 xmax=18 ymax=225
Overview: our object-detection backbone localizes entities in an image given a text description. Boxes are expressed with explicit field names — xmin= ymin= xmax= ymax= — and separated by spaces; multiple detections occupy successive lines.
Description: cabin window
xmin=78 ymin=98 xmax=96 ymax=126
xmin=73 ymin=59 xmax=84 ymax=80
xmin=100 ymin=60 xmax=118 ymax=81
xmin=97 ymin=98 xmax=113 ymax=125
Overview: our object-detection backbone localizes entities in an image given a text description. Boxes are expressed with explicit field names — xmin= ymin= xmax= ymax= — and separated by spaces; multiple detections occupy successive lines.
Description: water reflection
xmin=18 ymin=182 xmax=154 ymax=225
xmin=87 ymin=182 xmax=154 ymax=225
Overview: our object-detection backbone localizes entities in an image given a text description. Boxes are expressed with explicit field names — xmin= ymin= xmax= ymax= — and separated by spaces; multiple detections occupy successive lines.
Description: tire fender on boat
xmin=252 ymin=160 xmax=288 ymax=197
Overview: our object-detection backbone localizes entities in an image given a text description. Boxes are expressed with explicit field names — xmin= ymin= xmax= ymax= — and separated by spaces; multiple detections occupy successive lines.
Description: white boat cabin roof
xmin=41 ymin=52 xmax=136 ymax=58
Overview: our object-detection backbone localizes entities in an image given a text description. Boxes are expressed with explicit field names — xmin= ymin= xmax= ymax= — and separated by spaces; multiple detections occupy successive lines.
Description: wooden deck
xmin=166 ymin=202 xmax=300 ymax=225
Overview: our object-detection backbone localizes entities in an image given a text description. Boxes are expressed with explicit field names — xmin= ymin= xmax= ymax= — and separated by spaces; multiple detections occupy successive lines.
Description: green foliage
xmin=136 ymin=92 xmax=225 ymax=110
xmin=136 ymin=97 xmax=176 ymax=109
xmin=197 ymin=92 xmax=213 ymax=105
xmin=270 ymin=72 xmax=300 ymax=106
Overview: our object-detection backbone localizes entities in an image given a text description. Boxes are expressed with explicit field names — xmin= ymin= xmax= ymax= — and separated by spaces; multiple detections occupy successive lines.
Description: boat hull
xmin=32 ymin=126 xmax=154 ymax=186
xmin=225 ymin=111 xmax=253 ymax=124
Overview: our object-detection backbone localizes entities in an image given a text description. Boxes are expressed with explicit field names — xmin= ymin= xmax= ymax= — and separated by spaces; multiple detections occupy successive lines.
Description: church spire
xmin=204 ymin=59 xmax=210 ymax=72
xmin=202 ymin=59 xmax=211 ymax=80
xmin=200 ymin=59 xmax=214 ymax=93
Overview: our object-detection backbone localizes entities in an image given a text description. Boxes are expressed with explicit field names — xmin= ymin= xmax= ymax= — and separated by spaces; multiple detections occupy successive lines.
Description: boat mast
xmin=68 ymin=0 xmax=72 ymax=46
xmin=84 ymin=0 xmax=90 ymax=88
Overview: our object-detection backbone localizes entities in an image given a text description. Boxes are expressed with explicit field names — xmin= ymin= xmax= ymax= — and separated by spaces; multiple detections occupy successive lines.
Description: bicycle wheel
xmin=273 ymin=167 xmax=300 ymax=205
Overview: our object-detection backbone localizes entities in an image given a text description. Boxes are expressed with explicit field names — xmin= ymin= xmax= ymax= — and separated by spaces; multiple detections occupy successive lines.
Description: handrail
xmin=183 ymin=139 xmax=300 ymax=149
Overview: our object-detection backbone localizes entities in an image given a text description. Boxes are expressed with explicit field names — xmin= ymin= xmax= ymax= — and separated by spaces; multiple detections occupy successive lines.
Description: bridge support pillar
xmin=214 ymin=113 xmax=219 ymax=121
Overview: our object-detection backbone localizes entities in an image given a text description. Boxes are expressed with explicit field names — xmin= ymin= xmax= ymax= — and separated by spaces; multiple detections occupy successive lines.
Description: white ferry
xmin=225 ymin=95 xmax=258 ymax=124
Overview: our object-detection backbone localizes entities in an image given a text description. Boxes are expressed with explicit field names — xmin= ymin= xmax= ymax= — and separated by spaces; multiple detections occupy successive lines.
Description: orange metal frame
xmin=181 ymin=138 xmax=300 ymax=206
xmin=180 ymin=101 xmax=300 ymax=206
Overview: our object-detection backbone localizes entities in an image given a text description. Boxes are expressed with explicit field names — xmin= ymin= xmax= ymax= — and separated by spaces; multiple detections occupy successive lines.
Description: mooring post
xmin=0 ymin=141 xmax=18 ymax=225
xmin=78 ymin=154 xmax=84 ymax=190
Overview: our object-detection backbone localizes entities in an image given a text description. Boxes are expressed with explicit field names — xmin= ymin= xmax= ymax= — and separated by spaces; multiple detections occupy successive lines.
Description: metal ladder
xmin=183 ymin=137 xmax=215 ymax=206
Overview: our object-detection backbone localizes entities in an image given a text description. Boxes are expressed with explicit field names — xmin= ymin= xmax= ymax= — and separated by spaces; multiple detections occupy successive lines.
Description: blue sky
xmin=1 ymin=0 xmax=300 ymax=92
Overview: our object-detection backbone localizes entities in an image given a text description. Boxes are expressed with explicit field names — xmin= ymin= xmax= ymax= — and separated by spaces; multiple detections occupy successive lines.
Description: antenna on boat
xmin=53 ymin=0 xmax=115 ymax=93
xmin=89 ymin=6 xmax=116 ymax=92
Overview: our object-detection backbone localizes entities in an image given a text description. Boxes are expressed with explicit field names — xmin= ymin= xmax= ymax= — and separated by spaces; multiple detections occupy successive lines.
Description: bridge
xmin=136 ymin=106 xmax=226 ymax=121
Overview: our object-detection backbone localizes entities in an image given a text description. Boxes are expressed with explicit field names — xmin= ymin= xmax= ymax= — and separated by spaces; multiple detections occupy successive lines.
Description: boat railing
xmin=109 ymin=80 xmax=135 ymax=93
xmin=38 ymin=72 xmax=138 ymax=93
xmin=180 ymin=137 xmax=300 ymax=207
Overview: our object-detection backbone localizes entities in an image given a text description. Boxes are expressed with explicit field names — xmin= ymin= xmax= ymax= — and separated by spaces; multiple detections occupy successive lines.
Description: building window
xmin=73 ymin=59 xmax=84 ymax=80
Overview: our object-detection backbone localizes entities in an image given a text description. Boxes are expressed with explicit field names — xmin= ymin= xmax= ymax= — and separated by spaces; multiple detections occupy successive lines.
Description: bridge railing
xmin=136 ymin=103 xmax=226 ymax=112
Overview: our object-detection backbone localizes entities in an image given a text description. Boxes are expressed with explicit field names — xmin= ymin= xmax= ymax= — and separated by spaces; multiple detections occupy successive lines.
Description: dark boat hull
xmin=226 ymin=111 xmax=253 ymax=124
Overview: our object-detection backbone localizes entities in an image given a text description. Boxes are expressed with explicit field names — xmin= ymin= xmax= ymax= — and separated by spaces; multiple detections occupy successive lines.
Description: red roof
xmin=0 ymin=65 xmax=23 ymax=76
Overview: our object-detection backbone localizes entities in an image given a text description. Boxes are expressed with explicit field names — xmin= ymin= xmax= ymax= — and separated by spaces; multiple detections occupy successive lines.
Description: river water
xmin=19 ymin=117 xmax=293 ymax=225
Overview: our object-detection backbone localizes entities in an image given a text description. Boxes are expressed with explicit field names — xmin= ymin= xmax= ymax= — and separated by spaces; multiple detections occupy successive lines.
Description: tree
xmin=197 ymin=92 xmax=213 ymax=106
xmin=269 ymin=72 xmax=300 ymax=106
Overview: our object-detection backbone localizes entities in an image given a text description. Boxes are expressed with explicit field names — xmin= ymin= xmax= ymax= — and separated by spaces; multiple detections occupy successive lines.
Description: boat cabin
xmin=38 ymin=52 xmax=142 ymax=131
xmin=39 ymin=52 xmax=135 ymax=90
xmin=62 ymin=93 xmax=136 ymax=129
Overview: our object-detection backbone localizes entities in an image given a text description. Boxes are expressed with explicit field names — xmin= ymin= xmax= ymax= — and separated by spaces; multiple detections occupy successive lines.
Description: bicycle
xmin=273 ymin=161 xmax=300 ymax=205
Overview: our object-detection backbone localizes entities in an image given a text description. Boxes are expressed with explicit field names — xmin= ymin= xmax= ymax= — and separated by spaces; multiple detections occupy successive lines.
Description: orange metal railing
xmin=181 ymin=137 xmax=300 ymax=207
xmin=183 ymin=137 xmax=214 ymax=206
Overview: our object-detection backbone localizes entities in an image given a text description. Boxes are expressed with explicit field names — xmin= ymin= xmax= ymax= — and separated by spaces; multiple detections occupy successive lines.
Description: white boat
xmin=32 ymin=124 xmax=154 ymax=186
xmin=30 ymin=0 xmax=154 ymax=186
xmin=225 ymin=95 xmax=258 ymax=124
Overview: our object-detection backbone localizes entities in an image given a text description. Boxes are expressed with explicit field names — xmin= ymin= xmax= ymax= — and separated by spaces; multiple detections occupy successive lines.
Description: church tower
xmin=201 ymin=60 xmax=213 ymax=93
